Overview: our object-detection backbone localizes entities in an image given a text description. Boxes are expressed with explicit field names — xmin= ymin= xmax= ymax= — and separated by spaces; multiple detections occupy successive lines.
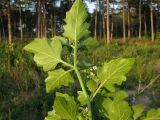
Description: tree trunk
xmin=102 ymin=0 xmax=106 ymax=39
xmin=128 ymin=3 xmax=131 ymax=40
xmin=156 ymin=0 xmax=159 ymax=33
xmin=0 ymin=15 xmax=5 ymax=42
xmin=99 ymin=0 xmax=102 ymax=40
xmin=37 ymin=0 xmax=41 ymax=38
xmin=40 ymin=0 xmax=43 ymax=38
xmin=139 ymin=0 xmax=142 ymax=39
xmin=51 ymin=6 xmax=56 ymax=37
xmin=144 ymin=14 xmax=147 ymax=36
xmin=106 ymin=0 xmax=110 ymax=44
xmin=94 ymin=0 xmax=98 ymax=39
xmin=122 ymin=0 xmax=126 ymax=42
xmin=14 ymin=15 xmax=16 ymax=41
xmin=111 ymin=0 xmax=115 ymax=41
xmin=0 ymin=17 xmax=2 ymax=41
xmin=40 ymin=19 xmax=43 ymax=38
xmin=19 ymin=5 xmax=23 ymax=41
xmin=8 ymin=4 xmax=12 ymax=46
xmin=150 ymin=0 xmax=154 ymax=42
xmin=43 ymin=0 xmax=46 ymax=37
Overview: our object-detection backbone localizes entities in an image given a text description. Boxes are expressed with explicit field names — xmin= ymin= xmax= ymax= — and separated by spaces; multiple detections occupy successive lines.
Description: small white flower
xmin=90 ymin=72 xmax=95 ymax=76
xmin=93 ymin=66 xmax=97 ymax=70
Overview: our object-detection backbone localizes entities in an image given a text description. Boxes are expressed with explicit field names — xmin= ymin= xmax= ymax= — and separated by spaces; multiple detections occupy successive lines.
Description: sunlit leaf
xmin=87 ymin=80 xmax=97 ymax=93
xmin=24 ymin=38 xmax=62 ymax=71
xmin=54 ymin=92 xmax=78 ymax=120
xmin=51 ymin=36 xmax=68 ymax=45
xmin=133 ymin=105 xmax=144 ymax=120
xmin=98 ymin=97 xmax=133 ymax=120
xmin=45 ymin=69 xmax=74 ymax=93
xmin=45 ymin=110 xmax=61 ymax=120
xmin=78 ymin=91 xmax=87 ymax=106
xmin=97 ymin=58 xmax=135 ymax=92
xmin=143 ymin=108 xmax=160 ymax=120
xmin=114 ymin=91 xmax=128 ymax=101
xmin=63 ymin=0 xmax=90 ymax=42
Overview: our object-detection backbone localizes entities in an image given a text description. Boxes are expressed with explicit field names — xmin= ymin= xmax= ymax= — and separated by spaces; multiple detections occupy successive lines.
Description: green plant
xmin=24 ymin=0 xmax=160 ymax=119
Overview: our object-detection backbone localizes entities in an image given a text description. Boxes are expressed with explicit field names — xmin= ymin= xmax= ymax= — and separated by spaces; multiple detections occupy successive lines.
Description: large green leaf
xmin=97 ymin=58 xmax=134 ymax=92
xmin=99 ymin=97 xmax=133 ymax=120
xmin=54 ymin=92 xmax=78 ymax=120
xmin=95 ymin=91 xmax=132 ymax=120
xmin=45 ymin=69 xmax=74 ymax=93
xmin=133 ymin=105 xmax=144 ymax=120
xmin=107 ymin=99 xmax=132 ymax=120
xmin=143 ymin=109 xmax=160 ymax=120
xmin=24 ymin=38 xmax=62 ymax=71
xmin=63 ymin=0 xmax=90 ymax=42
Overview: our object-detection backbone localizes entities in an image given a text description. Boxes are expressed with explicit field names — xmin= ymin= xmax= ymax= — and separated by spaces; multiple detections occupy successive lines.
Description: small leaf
xmin=52 ymin=36 xmax=68 ymax=45
xmin=24 ymin=38 xmax=62 ymax=71
xmin=54 ymin=92 xmax=78 ymax=120
xmin=133 ymin=105 xmax=144 ymax=120
xmin=78 ymin=91 xmax=87 ymax=106
xmin=45 ymin=69 xmax=74 ymax=93
xmin=87 ymin=80 xmax=97 ymax=93
xmin=83 ymin=37 xmax=99 ymax=50
xmin=114 ymin=91 xmax=128 ymax=101
xmin=143 ymin=108 xmax=160 ymax=120
xmin=97 ymin=58 xmax=135 ymax=92
xmin=63 ymin=0 xmax=90 ymax=42
xmin=45 ymin=110 xmax=61 ymax=120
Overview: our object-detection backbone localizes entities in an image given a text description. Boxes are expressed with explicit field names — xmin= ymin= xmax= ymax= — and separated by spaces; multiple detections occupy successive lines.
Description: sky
xmin=85 ymin=1 xmax=96 ymax=13
xmin=56 ymin=0 xmax=96 ymax=13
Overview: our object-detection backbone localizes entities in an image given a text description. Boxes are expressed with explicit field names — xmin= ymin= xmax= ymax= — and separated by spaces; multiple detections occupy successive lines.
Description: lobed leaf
xmin=45 ymin=69 xmax=74 ymax=93
xmin=24 ymin=38 xmax=62 ymax=71
xmin=97 ymin=58 xmax=135 ymax=92
xmin=98 ymin=97 xmax=133 ymax=120
xmin=54 ymin=92 xmax=78 ymax=120
xmin=63 ymin=0 xmax=90 ymax=42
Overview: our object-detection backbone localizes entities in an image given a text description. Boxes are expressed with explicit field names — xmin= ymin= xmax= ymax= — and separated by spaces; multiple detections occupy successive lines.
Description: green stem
xmin=73 ymin=0 xmax=92 ymax=118
xmin=60 ymin=60 xmax=74 ymax=68
xmin=74 ymin=41 xmax=92 ymax=119
xmin=74 ymin=67 xmax=92 ymax=120
xmin=74 ymin=68 xmax=87 ymax=98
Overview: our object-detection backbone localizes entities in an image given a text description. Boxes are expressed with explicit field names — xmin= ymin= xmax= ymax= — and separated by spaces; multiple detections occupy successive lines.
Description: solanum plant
xmin=24 ymin=0 xmax=160 ymax=120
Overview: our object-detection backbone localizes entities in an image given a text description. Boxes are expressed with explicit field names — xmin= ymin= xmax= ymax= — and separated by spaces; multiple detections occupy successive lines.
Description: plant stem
xmin=74 ymin=68 xmax=87 ymax=97
xmin=74 ymin=35 xmax=92 ymax=119
xmin=60 ymin=60 xmax=74 ymax=68
xmin=74 ymin=67 xmax=92 ymax=120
